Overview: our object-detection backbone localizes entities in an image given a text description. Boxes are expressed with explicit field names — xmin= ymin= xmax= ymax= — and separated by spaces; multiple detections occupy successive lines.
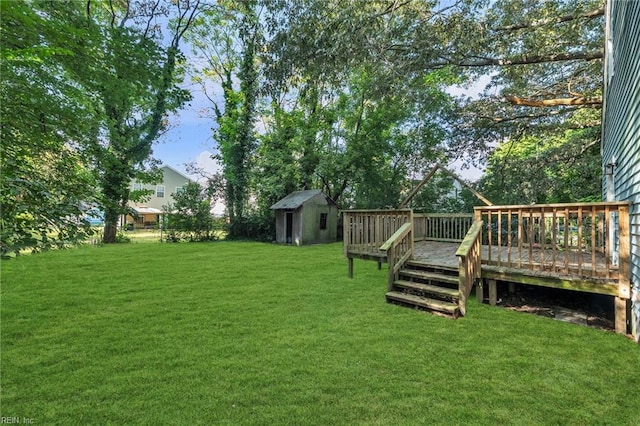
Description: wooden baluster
xmin=497 ymin=210 xmax=502 ymax=266
xmin=540 ymin=207 xmax=545 ymax=270
xmin=591 ymin=205 xmax=597 ymax=277
xmin=528 ymin=210 xmax=534 ymax=270
xmin=605 ymin=206 xmax=611 ymax=278
xmin=343 ymin=213 xmax=350 ymax=257
xmin=487 ymin=211 xmax=493 ymax=264
xmin=551 ymin=208 xmax=557 ymax=272
xmin=518 ymin=208 xmax=523 ymax=269
xmin=507 ymin=210 xmax=512 ymax=266
xmin=409 ymin=210 xmax=414 ymax=256
xmin=617 ymin=204 xmax=631 ymax=334
xmin=577 ymin=207 xmax=583 ymax=275
xmin=564 ymin=207 xmax=569 ymax=274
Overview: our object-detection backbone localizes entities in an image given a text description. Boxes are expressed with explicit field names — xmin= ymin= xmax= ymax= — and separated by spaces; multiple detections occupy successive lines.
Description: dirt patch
xmin=489 ymin=283 xmax=615 ymax=331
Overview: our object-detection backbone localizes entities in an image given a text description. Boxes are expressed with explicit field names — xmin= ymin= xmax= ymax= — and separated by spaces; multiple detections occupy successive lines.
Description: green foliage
xmin=478 ymin=127 xmax=602 ymax=205
xmin=448 ymin=0 xmax=605 ymax=163
xmin=115 ymin=231 xmax=132 ymax=244
xmin=252 ymin=65 xmax=455 ymax=212
xmin=3 ymin=0 xmax=607 ymax=253
xmin=0 ymin=1 xmax=98 ymax=256
xmin=163 ymin=182 xmax=220 ymax=242
xmin=411 ymin=175 xmax=475 ymax=213
xmin=79 ymin=3 xmax=197 ymax=243
xmin=190 ymin=1 xmax=261 ymax=238
xmin=264 ymin=0 xmax=605 ymax=209
xmin=0 ymin=0 xmax=200 ymax=250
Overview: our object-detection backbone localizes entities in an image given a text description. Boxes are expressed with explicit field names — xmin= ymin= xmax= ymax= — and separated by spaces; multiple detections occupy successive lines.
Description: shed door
xmin=286 ymin=212 xmax=293 ymax=244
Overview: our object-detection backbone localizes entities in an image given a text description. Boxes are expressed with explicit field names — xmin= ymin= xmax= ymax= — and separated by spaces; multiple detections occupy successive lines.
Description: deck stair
xmin=385 ymin=260 xmax=461 ymax=318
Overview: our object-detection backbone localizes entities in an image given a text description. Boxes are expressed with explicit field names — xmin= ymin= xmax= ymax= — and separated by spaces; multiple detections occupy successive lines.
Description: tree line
xmin=1 ymin=0 xmax=605 ymax=254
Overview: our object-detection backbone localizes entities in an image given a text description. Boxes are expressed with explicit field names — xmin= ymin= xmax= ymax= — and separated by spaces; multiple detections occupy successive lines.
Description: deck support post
xmin=508 ymin=283 xmax=515 ymax=294
xmin=488 ymin=279 xmax=497 ymax=306
xmin=614 ymin=297 xmax=629 ymax=334
xmin=348 ymin=257 xmax=354 ymax=279
xmin=476 ymin=279 xmax=484 ymax=303
xmin=378 ymin=262 xmax=382 ymax=270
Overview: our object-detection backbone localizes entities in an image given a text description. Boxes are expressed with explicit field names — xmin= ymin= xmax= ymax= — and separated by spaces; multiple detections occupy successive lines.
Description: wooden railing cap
xmin=455 ymin=220 xmax=484 ymax=258
xmin=342 ymin=209 xmax=412 ymax=213
xmin=380 ymin=222 xmax=412 ymax=251
xmin=474 ymin=201 xmax=630 ymax=211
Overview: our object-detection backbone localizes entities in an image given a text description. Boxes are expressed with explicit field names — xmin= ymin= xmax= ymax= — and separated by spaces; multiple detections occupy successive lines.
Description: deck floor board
xmin=412 ymin=240 xmax=616 ymax=278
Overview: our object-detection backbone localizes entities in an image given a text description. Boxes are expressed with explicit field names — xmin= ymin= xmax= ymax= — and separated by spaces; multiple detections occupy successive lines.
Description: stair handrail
xmin=380 ymin=222 xmax=414 ymax=291
xmin=455 ymin=220 xmax=484 ymax=316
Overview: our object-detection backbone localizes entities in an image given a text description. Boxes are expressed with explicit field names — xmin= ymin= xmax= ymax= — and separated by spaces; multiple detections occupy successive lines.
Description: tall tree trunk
xmin=103 ymin=208 xmax=119 ymax=243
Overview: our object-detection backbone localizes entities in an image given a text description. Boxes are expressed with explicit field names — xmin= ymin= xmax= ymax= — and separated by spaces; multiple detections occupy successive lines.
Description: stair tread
xmin=399 ymin=269 xmax=459 ymax=284
xmin=385 ymin=291 xmax=459 ymax=314
xmin=405 ymin=260 xmax=458 ymax=273
xmin=393 ymin=280 xmax=459 ymax=298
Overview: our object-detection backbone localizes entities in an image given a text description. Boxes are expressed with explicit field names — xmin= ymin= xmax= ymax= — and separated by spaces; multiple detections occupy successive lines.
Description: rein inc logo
xmin=1 ymin=418 xmax=34 ymax=424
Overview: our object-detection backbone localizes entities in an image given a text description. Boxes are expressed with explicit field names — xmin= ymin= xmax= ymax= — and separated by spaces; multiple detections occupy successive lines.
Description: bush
xmin=162 ymin=182 xmax=220 ymax=242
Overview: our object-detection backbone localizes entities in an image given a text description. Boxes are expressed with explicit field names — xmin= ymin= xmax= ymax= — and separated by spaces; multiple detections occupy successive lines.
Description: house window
xmin=175 ymin=186 xmax=184 ymax=195
xmin=132 ymin=182 xmax=143 ymax=191
xmin=156 ymin=185 xmax=165 ymax=198
xmin=320 ymin=213 xmax=328 ymax=230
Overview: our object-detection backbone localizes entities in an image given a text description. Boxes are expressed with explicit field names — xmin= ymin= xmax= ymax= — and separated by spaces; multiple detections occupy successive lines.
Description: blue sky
xmin=154 ymin=79 xmax=219 ymax=181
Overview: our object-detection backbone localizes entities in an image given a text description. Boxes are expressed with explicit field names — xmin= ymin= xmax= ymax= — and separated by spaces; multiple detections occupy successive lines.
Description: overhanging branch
xmin=435 ymin=50 xmax=603 ymax=68
xmin=495 ymin=7 xmax=604 ymax=31
xmin=504 ymin=95 xmax=602 ymax=108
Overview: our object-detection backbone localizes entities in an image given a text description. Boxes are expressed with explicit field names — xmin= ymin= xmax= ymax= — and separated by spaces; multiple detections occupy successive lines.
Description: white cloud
xmin=195 ymin=150 xmax=222 ymax=177
xmin=195 ymin=150 xmax=226 ymax=216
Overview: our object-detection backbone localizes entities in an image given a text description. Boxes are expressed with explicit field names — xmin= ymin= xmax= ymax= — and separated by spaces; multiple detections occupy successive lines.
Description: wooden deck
xmin=351 ymin=240 xmax=616 ymax=276
xmin=343 ymin=203 xmax=632 ymax=334
xmin=414 ymin=241 xmax=616 ymax=278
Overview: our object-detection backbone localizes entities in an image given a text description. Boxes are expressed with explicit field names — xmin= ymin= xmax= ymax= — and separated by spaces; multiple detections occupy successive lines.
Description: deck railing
xmin=413 ymin=213 xmax=474 ymax=242
xmin=474 ymin=202 xmax=630 ymax=285
xmin=343 ymin=209 xmax=413 ymax=256
xmin=380 ymin=223 xmax=414 ymax=291
xmin=456 ymin=220 xmax=483 ymax=316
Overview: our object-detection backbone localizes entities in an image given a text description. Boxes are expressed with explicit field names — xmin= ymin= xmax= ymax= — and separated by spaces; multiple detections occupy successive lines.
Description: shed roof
xmin=270 ymin=190 xmax=337 ymax=210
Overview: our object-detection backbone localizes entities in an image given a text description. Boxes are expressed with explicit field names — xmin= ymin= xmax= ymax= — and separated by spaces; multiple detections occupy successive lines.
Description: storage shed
xmin=270 ymin=190 xmax=338 ymax=246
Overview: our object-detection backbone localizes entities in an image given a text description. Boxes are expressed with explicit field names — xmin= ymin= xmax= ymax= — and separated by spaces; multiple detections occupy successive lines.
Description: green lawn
xmin=1 ymin=242 xmax=639 ymax=425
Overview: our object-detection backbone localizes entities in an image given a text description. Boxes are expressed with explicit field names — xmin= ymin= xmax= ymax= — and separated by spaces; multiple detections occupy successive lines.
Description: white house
xmin=126 ymin=165 xmax=194 ymax=229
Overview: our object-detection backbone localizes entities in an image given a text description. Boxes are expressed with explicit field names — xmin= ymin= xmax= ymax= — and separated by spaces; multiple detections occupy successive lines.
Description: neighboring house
xmin=270 ymin=190 xmax=339 ymax=246
xmin=126 ymin=165 xmax=194 ymax=229
xmin=602 ymin=0 xmax=640 ymax=342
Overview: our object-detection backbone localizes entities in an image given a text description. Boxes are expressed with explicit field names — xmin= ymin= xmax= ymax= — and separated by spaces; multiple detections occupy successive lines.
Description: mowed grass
xmin=1 ymin=242 xmax=639 ymax=425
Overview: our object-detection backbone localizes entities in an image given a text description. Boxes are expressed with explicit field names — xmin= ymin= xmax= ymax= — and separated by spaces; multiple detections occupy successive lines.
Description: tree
xmin=0 ymin=0 xmax=98 ymax=255
xmin=1 ymin=0 xmax=203 ymax=249
xmin=265 ymin=0 xmax=604 ymax=180
xmin=477 ymin=125 xmax=602 ymax=205
xmin=164 ymin=181 xmax=219 ymax=242
xmin=74 ymin=0 xmax=201 ymax=243
xmin=189 ymin=0 xmax=262 ymax=238
xmin=447 ymin=0 xmax=605 ymax=166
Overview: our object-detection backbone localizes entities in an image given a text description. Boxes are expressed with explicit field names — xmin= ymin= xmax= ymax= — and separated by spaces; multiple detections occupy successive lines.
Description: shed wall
xmin=274 ymin=209 xmax=304 ymax=245
xmin=274 ymin=210 xmax=285 ymax=243
xmin=300 ymin=196 xmax=338 ymax=244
